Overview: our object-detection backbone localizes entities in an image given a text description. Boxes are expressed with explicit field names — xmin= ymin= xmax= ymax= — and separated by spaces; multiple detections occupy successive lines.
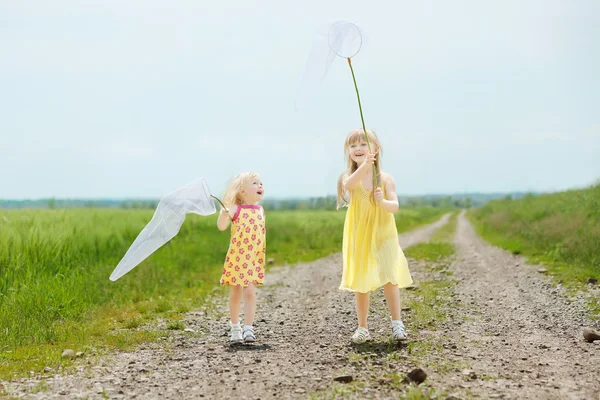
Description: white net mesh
xmin=328 ymin=21 xmax=363 ymax=58
xmin=295 ymin=20 xmax=366 ymax=111
xmin=109 ymin=178 xmax=217 ymax=281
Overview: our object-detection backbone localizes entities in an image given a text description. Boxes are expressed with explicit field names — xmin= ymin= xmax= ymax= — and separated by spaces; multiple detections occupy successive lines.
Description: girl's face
xmin=348 ymin=140 xmax=377 ymax=165
xmin=241 ymin=176 xmax=264 ymax=204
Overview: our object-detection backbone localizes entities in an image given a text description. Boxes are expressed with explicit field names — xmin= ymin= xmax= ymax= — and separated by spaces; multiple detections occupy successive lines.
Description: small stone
xmin=537 ymin=268 xmax=548 ymax=274
xmin=43 ymin=367 xmax=54 ymax=373
xmin=76 ymin=352 xmax=85 ymax=358
xmin=583 ymin=327 xmax=600 ymax=342
xmin=61 ymin=349 xmax=75 ymax=359
xmin=405 ymin=285 xmax=419 ymax=291
xmin=184 ymin=328 xmax=195 ymax=333
xmin=401 ymin=306 xmax=411 ymax=312
xmin=586 ymin=278 xmax=598 ymax=285
xmin=267 ymin=258 xmax=275 ymax=265
xmin=295 ymin=388 xmax=306 ymax=394
xmin=333 ymin=375 xmax=353 ymax=383
xmin=406 ymin=368 xmax=427 ymax=384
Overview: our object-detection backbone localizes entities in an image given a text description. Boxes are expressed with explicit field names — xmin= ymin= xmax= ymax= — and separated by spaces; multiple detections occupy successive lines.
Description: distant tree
xmin=441 ymin=196 xmax=453 ymax=208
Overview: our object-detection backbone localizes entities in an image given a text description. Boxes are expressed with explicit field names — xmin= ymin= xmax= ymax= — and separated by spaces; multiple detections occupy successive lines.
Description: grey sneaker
xmin=351 ymin=327 xmax=371 ymax=344
xmin=243 ymin=326 xmax=256 ymax=343
xmin=392 ymin=320 xmax=407 ymax=341
xmin=230 ymin=325 xmax=243 ymax=344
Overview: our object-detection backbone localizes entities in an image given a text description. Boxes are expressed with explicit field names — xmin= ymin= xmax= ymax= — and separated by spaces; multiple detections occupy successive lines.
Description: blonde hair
xmin=337 ymin=129 xmax=382 ymax=209
xmin=222 ymin=172 xmax=261 ymax=208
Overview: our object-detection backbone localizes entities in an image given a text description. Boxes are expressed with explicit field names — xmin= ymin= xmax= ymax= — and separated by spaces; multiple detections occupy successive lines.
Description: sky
xmin=1 ymin=0 xmax=599 ymax=199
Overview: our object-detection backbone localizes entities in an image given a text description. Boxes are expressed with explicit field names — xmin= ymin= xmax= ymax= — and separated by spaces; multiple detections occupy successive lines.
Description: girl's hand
xmin=374 ymin=187 xmax=384 ymax=204
xmin=364 ymin=152 xmax=377 ymax=166
xmin=217 ymin=205 xmax=238 ymax=231
xmin=220 ymin=206 xmax=235 ymax=219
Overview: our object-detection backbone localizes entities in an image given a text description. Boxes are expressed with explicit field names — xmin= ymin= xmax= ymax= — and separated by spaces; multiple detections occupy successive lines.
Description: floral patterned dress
xmin=220 ymin=205 xmax=266 ymax=287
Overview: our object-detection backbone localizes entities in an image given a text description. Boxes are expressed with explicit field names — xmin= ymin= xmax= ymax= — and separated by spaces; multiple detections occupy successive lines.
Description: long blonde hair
xmin=222 ymin=172 xmax=261 ymax=209
xmin=337 ymin=129 xmax=382 ymax=209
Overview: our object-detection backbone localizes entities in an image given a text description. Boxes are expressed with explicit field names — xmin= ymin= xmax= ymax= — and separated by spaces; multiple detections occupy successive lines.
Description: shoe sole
xmin=244 ymin=337 xmax=256 ymax=343
xmin=230 ymin=339 xmax=244 ymax=345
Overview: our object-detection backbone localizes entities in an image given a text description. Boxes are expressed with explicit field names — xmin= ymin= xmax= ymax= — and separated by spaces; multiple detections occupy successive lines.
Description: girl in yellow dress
xmin=217 ymin=172 xmax=266 ymax=344
xmin=337 ymin=129 xmax=413 ymax=343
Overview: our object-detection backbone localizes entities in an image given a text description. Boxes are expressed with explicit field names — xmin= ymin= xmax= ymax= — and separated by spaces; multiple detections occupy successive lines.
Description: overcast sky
xmin=1 ymin=0 xmax=599 ymax=199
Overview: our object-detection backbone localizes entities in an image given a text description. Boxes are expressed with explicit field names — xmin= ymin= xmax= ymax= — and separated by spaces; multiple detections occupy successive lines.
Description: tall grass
xmin=469 ymin=184 xmax=600 ymax=282
xmin=0 ymin=209 xmax=222 ymax=350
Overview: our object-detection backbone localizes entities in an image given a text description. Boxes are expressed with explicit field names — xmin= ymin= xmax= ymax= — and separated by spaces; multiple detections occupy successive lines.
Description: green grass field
xmin=0 ymin=206 xmax=448 ymax=379
xmin=469 ymin=184 xmax=600 ymax=284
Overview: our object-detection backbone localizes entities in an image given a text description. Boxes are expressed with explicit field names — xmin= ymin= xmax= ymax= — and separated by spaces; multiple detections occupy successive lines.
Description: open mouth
xmin=257 ymin=189 xmax=264 ymax=196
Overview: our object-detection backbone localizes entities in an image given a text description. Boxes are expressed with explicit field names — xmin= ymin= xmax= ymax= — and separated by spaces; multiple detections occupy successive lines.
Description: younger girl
xmin=217 ymin=172 xmax=266 ymax=344
xmin=337 ymin=129 xmax=413 ymax=343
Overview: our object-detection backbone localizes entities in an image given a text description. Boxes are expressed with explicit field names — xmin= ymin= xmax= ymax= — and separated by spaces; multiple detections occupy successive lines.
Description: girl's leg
xmin=242 ymin=283 xmax=257 ymax=326
xmin=355 ymin=292 xmax=370 ymax=328
xmin=229 ymin=285 xmax=243 ymax=324
xmin=383 ymin=283 xmax=402 ymax=320
xmin=384 ymin=283 xmax=407 ymax=340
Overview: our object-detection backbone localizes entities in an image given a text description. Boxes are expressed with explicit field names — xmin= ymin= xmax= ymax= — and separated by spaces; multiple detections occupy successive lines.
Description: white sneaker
xmin=351 ymin=327 xmax=371 ymax=344
xmin=230 ymin=325 xmax=243 ymax=344
xmin=243 ymin=326 xmax=256 ymax=343
xmin=392 ymin=320 xmax=407 ymax=341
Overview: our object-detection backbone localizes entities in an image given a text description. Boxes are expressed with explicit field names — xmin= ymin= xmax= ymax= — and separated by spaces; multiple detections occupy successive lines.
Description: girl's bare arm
xmin=375 ymin=174 xmax=399 ymax=213
xmin=217 ymin=205 xmax=238 ymax=231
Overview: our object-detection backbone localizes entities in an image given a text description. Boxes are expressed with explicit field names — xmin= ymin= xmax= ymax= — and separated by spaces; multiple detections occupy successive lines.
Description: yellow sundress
xmin=340 ymin=180 xmax=413 ymax=293
xmin=220 ymin=205 xmax=266 ymax=287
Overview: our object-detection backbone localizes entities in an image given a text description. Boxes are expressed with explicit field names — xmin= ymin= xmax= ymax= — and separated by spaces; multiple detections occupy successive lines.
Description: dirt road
xmin=5 ymin=212 xmax=599 ymax=399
